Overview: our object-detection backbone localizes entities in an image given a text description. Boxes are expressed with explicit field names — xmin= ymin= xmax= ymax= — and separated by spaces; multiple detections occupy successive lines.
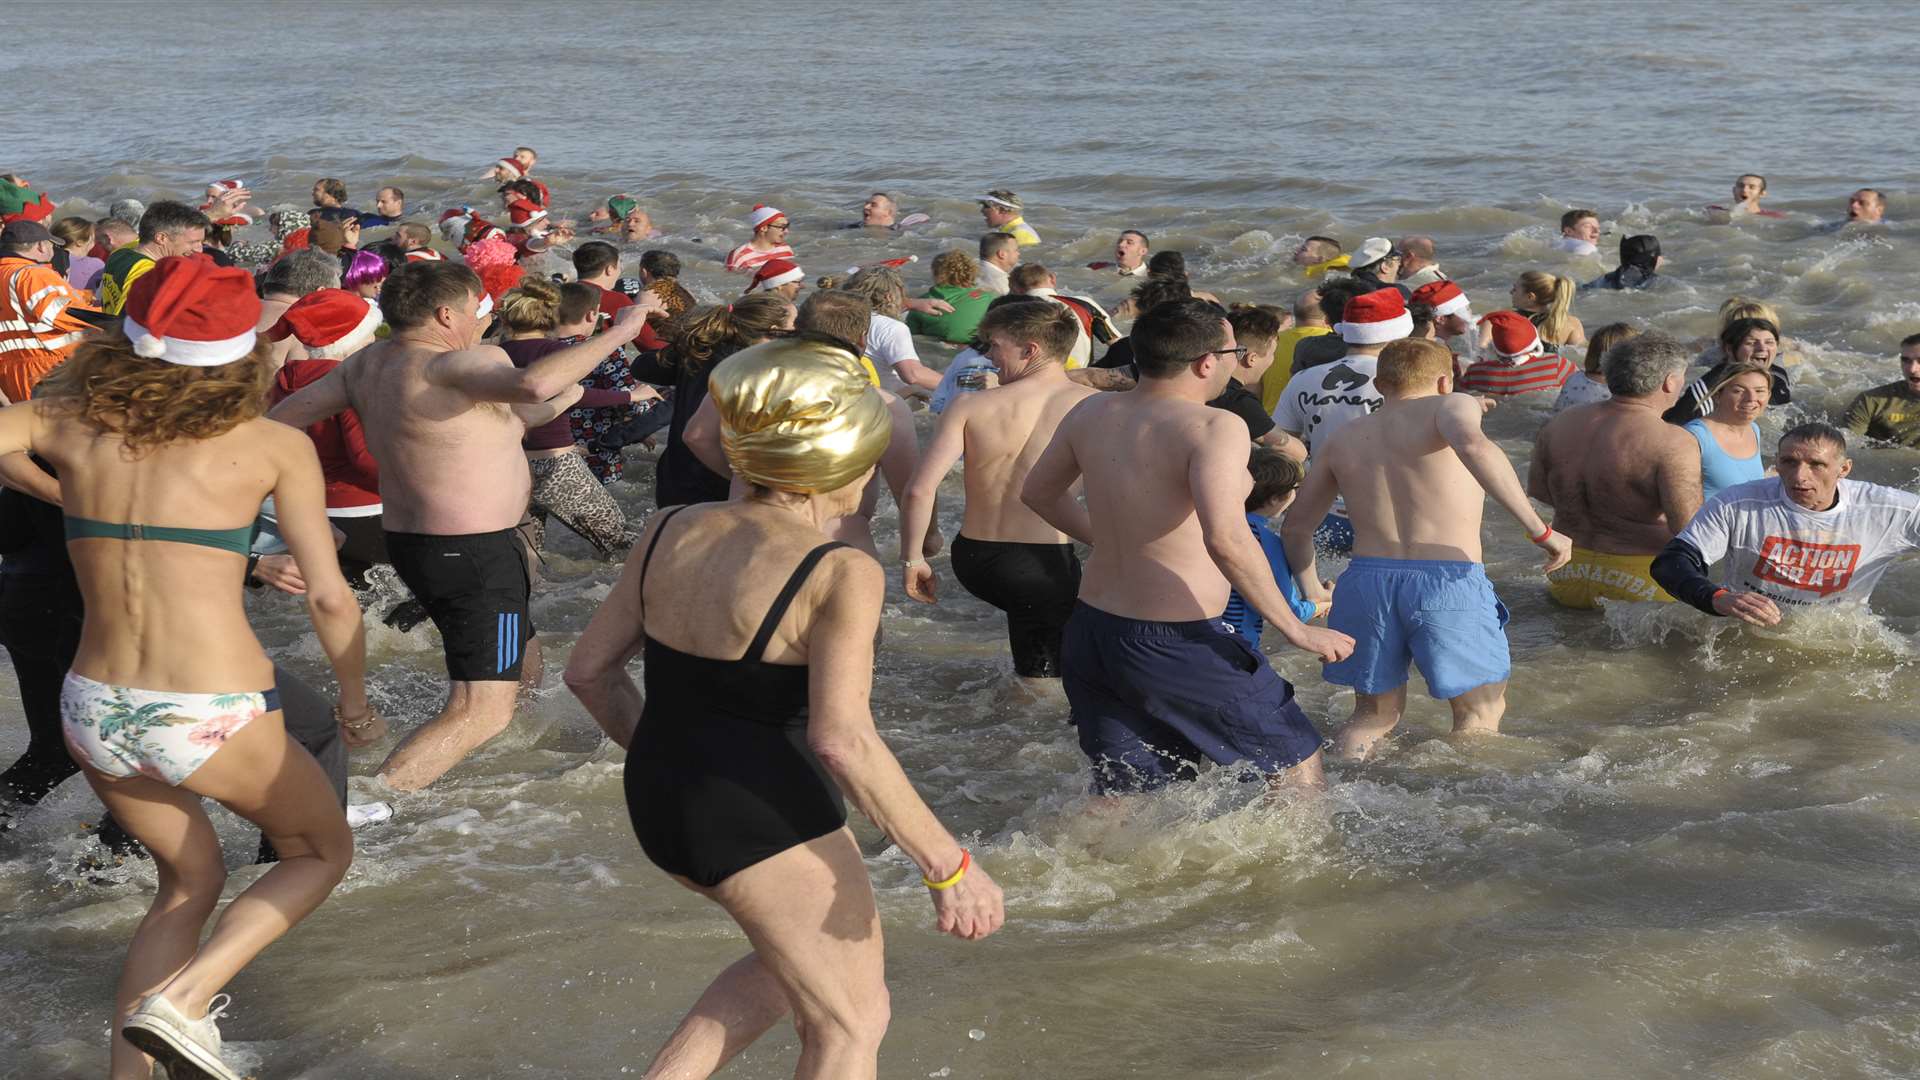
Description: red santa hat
xmin=747 ymin=204 xmax=786 ymax=230
xmin=1334 ymin=289 xmax=1414 ymax=345
xmin=483 ymin=157 xmax=525 ymax=180
xmin=1410 ymin=280 xmax=1471 ymax=318
xmin=199 ymin=179 xmax=254 ymax=227
xmin=266 ymin=289 xmax=382 ymax=360
xmin=1481 ymin=309 xmax=1543 ymax=360
xmin=746 ymin=258 xmax=804 ymax=293
xmin=121 ymin=254 xmax=261 ymax=367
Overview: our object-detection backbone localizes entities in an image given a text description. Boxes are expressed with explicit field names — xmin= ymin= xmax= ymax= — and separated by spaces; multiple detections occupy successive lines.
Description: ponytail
xmin=666 ymin=293 xmax=791 ymax=373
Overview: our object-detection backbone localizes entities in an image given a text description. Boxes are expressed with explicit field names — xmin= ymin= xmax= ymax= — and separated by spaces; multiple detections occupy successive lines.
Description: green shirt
xmin=99 ymin=247 xmax=156 ymax=316
xmin=1842 ymin=381 xmax=1920 ymax=447
xmin=904 ymin=284 xmax=994 ymax=345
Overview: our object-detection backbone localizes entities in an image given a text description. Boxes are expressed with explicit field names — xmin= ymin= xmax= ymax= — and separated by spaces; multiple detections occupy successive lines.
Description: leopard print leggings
xmin=526 ymin=453 xmax=637 ymax=559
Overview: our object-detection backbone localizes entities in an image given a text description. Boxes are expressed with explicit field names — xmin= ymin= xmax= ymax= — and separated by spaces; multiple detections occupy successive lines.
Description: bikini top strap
xmin=744 ymin=542 xmax=850 ymax=663
xmin=637 ymin=505 xmax=691 ymax=598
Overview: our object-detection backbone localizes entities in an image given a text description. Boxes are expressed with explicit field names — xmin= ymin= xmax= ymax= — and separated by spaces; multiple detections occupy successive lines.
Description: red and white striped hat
xmin=122 ymin=254 xmax=261 ymax=367
xmin=746 ymin=258 xmax=804 ymax=293
xmin=266 ymin=289 xmax=382 ymax=360
xmin=1411 ymin=279 xmax=1471 ymax=318
xmin=747 ymin=204 xmax=786 ymax=230
xmin=404 ymin=248 xmax=444 ymax=263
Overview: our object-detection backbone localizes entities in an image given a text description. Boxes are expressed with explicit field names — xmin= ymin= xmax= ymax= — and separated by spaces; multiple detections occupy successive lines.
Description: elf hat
xmin=122 ymin=254 xmax=262 ymax=367
xmin=267 ymin=289 xmax=382 ymax=360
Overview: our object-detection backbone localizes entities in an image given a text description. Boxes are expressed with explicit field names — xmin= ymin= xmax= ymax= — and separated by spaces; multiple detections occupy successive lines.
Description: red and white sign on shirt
xmin=1675 ymin=477 xmax=1920 ymax=605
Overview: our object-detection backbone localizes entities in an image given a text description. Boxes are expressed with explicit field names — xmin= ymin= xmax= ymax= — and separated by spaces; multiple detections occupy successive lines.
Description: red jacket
xmin=269 ymin=358 xmax=381 ymax=512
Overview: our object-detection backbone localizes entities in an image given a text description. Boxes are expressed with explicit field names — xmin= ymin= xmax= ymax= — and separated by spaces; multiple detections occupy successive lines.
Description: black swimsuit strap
xmin=744 ymin=542 xmax=849 ymax=663
xmin=637 ymin=505 xmax=691 ymax=602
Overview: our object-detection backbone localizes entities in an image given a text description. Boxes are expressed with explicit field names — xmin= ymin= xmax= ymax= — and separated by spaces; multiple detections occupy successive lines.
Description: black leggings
xmin=948 ymin=535 xmax=1081 ymax=678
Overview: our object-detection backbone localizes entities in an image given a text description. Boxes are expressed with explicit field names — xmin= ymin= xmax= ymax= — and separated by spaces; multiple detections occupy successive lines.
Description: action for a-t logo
xmin=1751 ymin=536 xmax=1860 ymax=596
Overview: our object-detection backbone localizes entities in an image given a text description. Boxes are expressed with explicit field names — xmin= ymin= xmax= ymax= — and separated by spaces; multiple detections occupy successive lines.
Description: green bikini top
xmin=64 ymin=517 xmax=256 ymax=556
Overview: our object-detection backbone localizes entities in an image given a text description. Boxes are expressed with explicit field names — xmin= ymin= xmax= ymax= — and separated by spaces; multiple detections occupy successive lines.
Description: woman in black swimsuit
xmin=566 ymin=337 xmax=1003 ymax=1079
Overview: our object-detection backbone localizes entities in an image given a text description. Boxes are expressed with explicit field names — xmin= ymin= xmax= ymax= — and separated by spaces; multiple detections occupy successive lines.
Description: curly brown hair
xmin=37 ymin=327 xmax=271 ymax=455
xmin=664 ymin=294 xmax=792 ymax=374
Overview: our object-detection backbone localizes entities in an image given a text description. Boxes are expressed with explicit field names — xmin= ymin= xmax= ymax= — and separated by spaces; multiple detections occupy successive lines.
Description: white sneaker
xmin=347 ymin=801 xmax=394 ymax=829
xmin=122 ymin=992 xmax=241 ymax=1080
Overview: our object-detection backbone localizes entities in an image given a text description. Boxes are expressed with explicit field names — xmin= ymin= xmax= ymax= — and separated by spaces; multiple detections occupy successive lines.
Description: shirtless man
xmin=899 ymin=300 xmax=1095 ymax=681
xmin=1280 ymin=339 xmax=1572 ymax=760
xmin=270 ymin=261 xmax=661 ymax=790
xmin=1528 ymin=333 xmax=1702 ymax=609
xmin=1021 ymin=298 xmax=1354 ymax=793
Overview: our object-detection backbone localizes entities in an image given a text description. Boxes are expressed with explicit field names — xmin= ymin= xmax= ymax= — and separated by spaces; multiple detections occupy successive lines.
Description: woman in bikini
xmin=0 ymin=254 xmax=368 ymax=1080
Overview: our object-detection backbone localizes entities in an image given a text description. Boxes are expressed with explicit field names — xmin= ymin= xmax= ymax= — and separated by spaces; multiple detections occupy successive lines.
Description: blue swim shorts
xmin=1060 ymin=602 xmax=1325 ymax=794
xmin=1323 ymin=558 xmax=1510 ymax=700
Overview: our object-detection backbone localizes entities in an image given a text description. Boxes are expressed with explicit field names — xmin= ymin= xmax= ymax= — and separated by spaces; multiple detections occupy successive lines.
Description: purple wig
xmin=343 ymin=248 xmax=390 ymax=290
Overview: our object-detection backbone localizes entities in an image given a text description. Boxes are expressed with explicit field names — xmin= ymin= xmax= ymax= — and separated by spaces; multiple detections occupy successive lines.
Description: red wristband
xmin=1712 ymin=588 xmax=1729 ymax=601
xmin=1528 ymin=525 xmax=1553 ymax=544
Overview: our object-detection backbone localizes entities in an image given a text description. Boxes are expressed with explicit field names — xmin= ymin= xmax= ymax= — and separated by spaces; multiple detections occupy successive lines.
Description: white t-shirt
xmin=1271 ymin=353 xmax=1384 ymax=455
xmin=865 ymin=314 xmax=919 ymax=394
xmin=1551 ymin=370 xmax=1611 ymax=413
xmin=1549 ymin=235 xmax=1598 ymax=256
xmin=976 ymin=261 xmax=1010 ymax=296
xmin=930 ymin=348 xmax=994 ymax=414
xmin=1675 ymin=478 xmax=1920 ymax=606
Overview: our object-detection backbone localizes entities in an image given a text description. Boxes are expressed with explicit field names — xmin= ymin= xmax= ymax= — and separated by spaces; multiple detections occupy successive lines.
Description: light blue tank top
xmin=1684 ymin=419 xmax=1764 ymax=501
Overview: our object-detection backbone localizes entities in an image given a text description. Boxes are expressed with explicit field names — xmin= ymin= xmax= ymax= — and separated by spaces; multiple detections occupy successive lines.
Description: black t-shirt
xmin=1291 ymin=333 xmax=1349 ymax=373
xmin=1093 ymin=336 xmax=1135 ymax=370
xmin=631 ymin=348 xmax=732 ymax=508
xmin=1208 ymin=378 xmax=1275 ymax=440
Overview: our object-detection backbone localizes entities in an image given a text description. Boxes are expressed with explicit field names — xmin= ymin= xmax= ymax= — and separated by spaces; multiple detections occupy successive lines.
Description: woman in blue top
xmin=1683 ymin=362 xmax=1771 ymax=500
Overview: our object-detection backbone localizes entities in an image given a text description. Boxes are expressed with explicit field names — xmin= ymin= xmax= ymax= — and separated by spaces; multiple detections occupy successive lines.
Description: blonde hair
xmin=931 ymin=250 xmax=977 ymax=288
xmin=499 ymin=278 xmax=561 ymax=333
xmin=38 ymin=327 xmax=270 ymax=455
xmin=1374 ymin=338 xmax=1456 ymax=394
xmin=1707 ymin=361 xmax=1774 ymax=402
xmin=51 ymin=216 xmax=95 ymax=250
xmin=1718 ymin=297 xmax=1782 ymax=335
xmin=1515 ymin=270 xmax=1576 ymax=345
xmin=1582 ymin=322 xmax=1640 ymax=377
xmin=840 ymin=267 xmax=906 ymax=319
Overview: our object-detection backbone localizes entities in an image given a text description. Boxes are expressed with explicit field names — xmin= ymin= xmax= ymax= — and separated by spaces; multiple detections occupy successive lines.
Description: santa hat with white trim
xmin=746 ymin=258 xmax=804 ymax=294
xmin=1411 ymin=279 xmax=1472 ymax=319
xmin=503 ymin=196 xmax=548 ymax=230
xmin=1481 ymin=309 xmax=1543 ymax=360
xmin=266 ymin=289 xmax=383 ymax=360
xmin=747 ymin=204 xmax=786 ymax=230
xmin=482 ymin=157 xmax=525 ymax=181
xmin=199 ymin=179 xmax=254 ymax=227
xmin=121 ymin=254 xmax=261 ymax=367
xmin=1334 ymin=289 xmax=1414 ymax=345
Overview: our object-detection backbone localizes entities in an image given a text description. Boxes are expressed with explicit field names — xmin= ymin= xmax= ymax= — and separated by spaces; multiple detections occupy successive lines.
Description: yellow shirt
xmin=1261 ymin=325 xmax=1333 ymax=412
xmin=997 ymin=216 xmax=1041 ymax=247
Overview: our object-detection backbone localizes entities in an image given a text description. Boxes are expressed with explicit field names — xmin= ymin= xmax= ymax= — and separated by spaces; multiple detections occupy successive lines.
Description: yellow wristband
xmin=923 ymin=849 xmax=970 ymax=890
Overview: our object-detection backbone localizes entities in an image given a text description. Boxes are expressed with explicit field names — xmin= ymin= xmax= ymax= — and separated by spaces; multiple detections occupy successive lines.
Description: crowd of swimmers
xmin=0 ymin=160 xmax=1914 ymax=1078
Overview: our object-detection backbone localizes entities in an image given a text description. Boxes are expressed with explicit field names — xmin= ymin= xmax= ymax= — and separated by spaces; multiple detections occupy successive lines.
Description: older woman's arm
xmin=806 ymin=551 xmax=1004 ymax=939
xmin=563 ymin=516 xmax=658 ymax=747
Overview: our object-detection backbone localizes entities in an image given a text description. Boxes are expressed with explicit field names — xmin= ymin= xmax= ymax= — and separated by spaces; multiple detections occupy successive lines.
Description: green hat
xmin=607 ymin=196 xmax=638 ymax=221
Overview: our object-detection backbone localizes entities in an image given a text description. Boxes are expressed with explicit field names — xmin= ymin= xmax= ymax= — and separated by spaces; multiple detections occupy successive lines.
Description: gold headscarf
xmin=709 ymin=338 xmax=892 ymax=494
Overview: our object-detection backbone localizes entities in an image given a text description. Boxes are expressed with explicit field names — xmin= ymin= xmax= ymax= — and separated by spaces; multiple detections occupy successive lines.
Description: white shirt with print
xmin=1676 ymin=477 xmax=1920 ymax=605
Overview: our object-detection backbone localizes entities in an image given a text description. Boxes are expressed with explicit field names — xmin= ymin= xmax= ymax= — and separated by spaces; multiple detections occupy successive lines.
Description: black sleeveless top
xmin=623 ymin=505 xmax=851 ymax=887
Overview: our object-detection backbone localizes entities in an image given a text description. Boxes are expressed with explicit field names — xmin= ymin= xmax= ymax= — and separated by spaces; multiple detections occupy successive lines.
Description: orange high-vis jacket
xmin=0 ymin=256 xmax=96 ymax=401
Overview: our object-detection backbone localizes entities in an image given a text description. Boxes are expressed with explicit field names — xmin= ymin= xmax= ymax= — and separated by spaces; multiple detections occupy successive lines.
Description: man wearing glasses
xmin=979 ymin=189 xmax=1040 ymax=247
xmin=724 ymin=204 xmax=795 ymax=273
xmin=1021 ymin=298 xmax=1354 ymax=795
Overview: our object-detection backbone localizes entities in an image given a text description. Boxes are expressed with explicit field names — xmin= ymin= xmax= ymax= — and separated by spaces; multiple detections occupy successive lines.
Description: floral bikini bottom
xmin=61 ymin=672 xmax=280 ymax=786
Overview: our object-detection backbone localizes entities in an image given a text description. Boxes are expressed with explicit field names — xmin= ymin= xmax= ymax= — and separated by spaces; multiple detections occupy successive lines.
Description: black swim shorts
xmin=384 ymin=528 xmax=535 ymax=682
xmin=948 ymin=534 xmax=1080 ymax=678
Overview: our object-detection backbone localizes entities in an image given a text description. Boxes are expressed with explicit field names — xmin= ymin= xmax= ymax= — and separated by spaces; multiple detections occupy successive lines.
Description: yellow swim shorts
xmin=1547 ymin=547 xmax=1675 ymax=609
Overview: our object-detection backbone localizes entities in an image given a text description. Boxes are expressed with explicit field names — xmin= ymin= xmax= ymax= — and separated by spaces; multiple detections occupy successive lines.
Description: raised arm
xmin=899 ymin=396 xmax=968 ymax=601
xmin=266 ymin=363 xmax=351 ymax=429
xmin=1193 ymin=420 xmax=1351 ymax=662
xmin=1019 ymin=408 xmax=1093 ymax=543
xmin=806 ymin=552 xmax=1003 ymax=941
xmin=509 ymin=382 xmax=585 ymax=429
xmin=437 ymin=300 xmax=659 ymax=404
xmin=563 ymin=514 xmax=658 ymax=747
xmin=1436 ymin=395 xmax=1570 ymax=571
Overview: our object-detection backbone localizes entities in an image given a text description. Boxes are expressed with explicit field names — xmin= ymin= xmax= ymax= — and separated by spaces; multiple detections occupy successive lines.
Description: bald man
xmin=1397 ymin=236 xmax=1445 ymax=288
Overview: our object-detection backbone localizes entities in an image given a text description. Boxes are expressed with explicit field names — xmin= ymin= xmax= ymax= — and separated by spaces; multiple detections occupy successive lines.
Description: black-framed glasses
xmin=1196 ymin=346 xmax=1249 ymax=364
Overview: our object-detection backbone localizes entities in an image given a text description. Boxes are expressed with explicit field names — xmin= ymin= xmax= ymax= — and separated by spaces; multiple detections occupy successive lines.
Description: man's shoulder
xmin=1844 ymin=478 xmax=1920 ymax=513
